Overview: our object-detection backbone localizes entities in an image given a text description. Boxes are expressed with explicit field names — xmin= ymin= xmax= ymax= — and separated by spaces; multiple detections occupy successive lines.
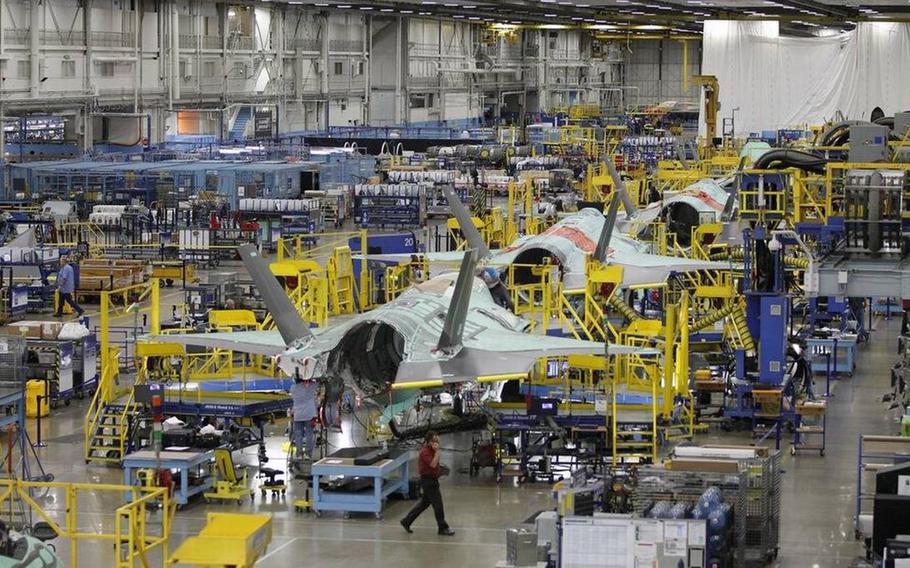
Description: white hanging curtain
xmin=701 ymin=21 xmax=910 ymax=136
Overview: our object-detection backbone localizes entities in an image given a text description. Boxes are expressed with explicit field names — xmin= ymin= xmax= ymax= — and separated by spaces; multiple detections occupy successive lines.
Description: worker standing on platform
xmin=55 ymin=256 xmax=84 ymax=318
xmin=400 ymin=431 xmax=455 ymax=536
xmin=289 ymin=373 xmax=319 ymax=459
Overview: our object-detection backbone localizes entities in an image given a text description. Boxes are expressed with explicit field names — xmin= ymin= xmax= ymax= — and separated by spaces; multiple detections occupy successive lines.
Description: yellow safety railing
xmin=484 ymin=207 xmax=507 ymax=249
xmin=791 ymin=169 xmax=828 ymax=224
xmin=506 ymin=179 xmax=541 ymax=243
xmin=384 ymin=259 xmax=428 ymax=303
xmin=276 ymin=229 xmax=364 ymax=263
xmin=57 ymin=222 xmax=106 ymax=246
xmin=85 ymin=279 xmax=160 ymax=464
xmin=737 ymin=169 xmax=789 ymax=223
xmin=259 ymin=273 xmax=328 ymax=329
xmin=507 ymin=263 xmax=556 ymax=334
xmin=654 ymin=168 xmax=703 ymax=195
xmin=611 ymin=351 xmax=660 ymax=465
xmin=556 ymin=287 xmax=618 ymax=343
xmin=83 ymin=345 xmax=126 ymax=464
xmin=0 ymin=479 xmax=173 ymax=568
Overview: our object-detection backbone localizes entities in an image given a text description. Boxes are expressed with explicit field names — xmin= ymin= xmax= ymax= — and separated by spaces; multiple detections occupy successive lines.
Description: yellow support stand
xmin=168 ymin=513 xmax=272 ymax=568
xmin=204 ymin=448 xmax=255 ymax=505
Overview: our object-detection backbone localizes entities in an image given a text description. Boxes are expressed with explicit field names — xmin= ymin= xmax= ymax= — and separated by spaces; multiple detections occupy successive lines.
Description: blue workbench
xmin=806 ymin=334 xmax=858 ymax=376
xmin=311 ymin=451 xmax=411 ymax=518
xmin=122 ymin=449 xmax=214 ymax=506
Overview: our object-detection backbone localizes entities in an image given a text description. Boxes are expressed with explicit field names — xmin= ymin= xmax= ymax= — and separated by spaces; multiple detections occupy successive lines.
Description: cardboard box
xmin=666 ymin=458 xmax=740 ymax=474
xmin=702 ymin=444 xmax=770 ymax=458
xmin=40 ymin=322 xmax=63 ymax=340
xmin=1 ymin=321 xmax=42 ymax=339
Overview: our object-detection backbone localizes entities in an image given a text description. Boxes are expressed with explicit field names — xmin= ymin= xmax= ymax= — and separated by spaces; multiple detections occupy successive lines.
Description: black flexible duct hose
xmin=753 ymin=149 xmax=829 ymax=174
xmin=874 ymin=116 xmax=895 ymax=128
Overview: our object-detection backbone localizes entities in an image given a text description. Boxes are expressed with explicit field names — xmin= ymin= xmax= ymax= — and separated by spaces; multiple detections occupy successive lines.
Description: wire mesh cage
xmin=632 ymin=453 xmax=781 ymax=567
xmin=0 ymin=336 xmax=28 ymax=391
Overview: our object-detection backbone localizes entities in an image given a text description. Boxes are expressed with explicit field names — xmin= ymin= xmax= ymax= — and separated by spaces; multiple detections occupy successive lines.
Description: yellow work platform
xmin=168 ymin=512 xmax=272 ymax=568
xmin=151 ymin=261 xmax=196 ymax=285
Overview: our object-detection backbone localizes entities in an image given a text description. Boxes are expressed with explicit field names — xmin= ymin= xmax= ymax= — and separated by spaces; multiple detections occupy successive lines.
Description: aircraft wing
xmin=393 ymin=328 xmax=659 ymax=388
xmin=612 ymin=249 xmax=736 ymax=287
xmin=150 ymin=330 xmax=288 ymax=357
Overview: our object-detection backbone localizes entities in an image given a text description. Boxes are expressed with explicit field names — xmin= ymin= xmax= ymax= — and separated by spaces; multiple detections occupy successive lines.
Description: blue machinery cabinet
xmin=122 ymin=449 xmax=214 ymax=506
xmin=311 ymin=450 xmax=411 ymax=518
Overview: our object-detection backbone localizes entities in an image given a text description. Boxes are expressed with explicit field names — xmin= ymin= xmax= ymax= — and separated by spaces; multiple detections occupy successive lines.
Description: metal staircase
xmin=84 ymin=347 xmax=138 ymax=465
xmin=611 ymin=353 xmax=660 ymax=465
xmin=227 ymin=106 xmax=252 ymax=141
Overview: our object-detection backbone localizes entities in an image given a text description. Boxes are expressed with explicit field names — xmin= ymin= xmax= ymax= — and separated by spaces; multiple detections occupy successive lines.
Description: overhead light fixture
xmin=545 ymin=12 xmax=557 ymax=17
xmin=634 ymin=24 xmax=667 ymax=29
xmin=539 ymin=23 xmax=568 ymax=28
xmin=401 ymin=9 xmax=414 ymax=13
xmin=360 ymin=6 xmax=373 ymax=10
xmin=337 ymin=4 xmax=351 ymax=8
xmin=454 ymin=14 xmax=464 ymax=17
xmin=571 ymin=16 xmax=583 ymax=20
xmin=380 ymin=7 xmax=393 ymax=11
xmin=588 ymin=24 xmax=618 ymax=30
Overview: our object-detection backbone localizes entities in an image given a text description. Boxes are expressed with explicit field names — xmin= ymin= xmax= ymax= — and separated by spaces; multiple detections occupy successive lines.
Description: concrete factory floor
xmin=19 ymin=287 xmax=901 ymax=567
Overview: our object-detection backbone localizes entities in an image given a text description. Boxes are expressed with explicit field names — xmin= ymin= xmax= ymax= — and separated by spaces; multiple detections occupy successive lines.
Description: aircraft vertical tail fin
xmin=676 ymin=143 xmax=690 ymax=170
xmin=720 ymin=157 xmax=746 ymax=222
xmin=443 ymin=186 xmax=490 ymax=258
xmin=594 ymin=191 xmax=621 ymax=263
xmin=605 ymin=159 xmax=637 ymax=218
xmin=238 ymin=244 xmax=312 ymax=345
xmin=436 ymin=248 xmax=479 ymax=352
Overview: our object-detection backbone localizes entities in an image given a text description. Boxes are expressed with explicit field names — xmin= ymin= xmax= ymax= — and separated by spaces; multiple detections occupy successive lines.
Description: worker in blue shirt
xmin=55 ymin=256 xmax=84 ymax=318
xmin=289 ymin=375 xmax=319 ymax=458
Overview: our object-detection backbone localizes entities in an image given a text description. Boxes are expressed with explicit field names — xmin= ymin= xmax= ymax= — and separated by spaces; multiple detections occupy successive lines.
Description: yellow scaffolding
xmin=0 ymin=479 xmax=173 ymax=568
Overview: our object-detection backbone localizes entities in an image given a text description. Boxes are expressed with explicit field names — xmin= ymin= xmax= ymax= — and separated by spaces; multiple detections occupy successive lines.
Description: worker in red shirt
xmin=400 ymin=431 xmax=455 ymax=536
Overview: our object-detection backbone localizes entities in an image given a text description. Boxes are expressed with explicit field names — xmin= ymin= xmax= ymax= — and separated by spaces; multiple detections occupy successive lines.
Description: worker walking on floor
xmin=400 ymin=431 xmax=455 ymax=536
xmin=289 ymin=374 xmax=319 ymax=458
xmin=56 ymin=256 xmax=84 ymax=318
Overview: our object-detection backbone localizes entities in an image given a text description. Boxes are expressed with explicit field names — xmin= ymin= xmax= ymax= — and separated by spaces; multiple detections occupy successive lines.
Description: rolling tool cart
xmin=792 ymin=400 xmax=827 ymax=456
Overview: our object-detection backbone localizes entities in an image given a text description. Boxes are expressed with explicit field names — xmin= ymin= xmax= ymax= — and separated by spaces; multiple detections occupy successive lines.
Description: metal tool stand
xmin=311 ymin=451 xmax=410 ymax=519
xmin=122 ymin=449 xmax=214 ymax=506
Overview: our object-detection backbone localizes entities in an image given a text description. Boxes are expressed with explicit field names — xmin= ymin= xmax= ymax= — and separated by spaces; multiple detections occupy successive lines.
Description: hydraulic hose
xmin=752 ymin=149 xmax=828 ymax=175
xmin=874 ymin=116 xmax=895 ymax=128
xmin=729 ymin=304 xmax=757 ymax=354
xmin=819 ymin=120 xmax=871 ymax=147
xmin=607 ymin=294 xmax=642 ymax=322
xmin=690 ymin=300 xmax=756 ymax=354
xmin=691 ymin=301 xmax=740 ymax=333
xmin=709 ymin=249 xmax=809 ymax=269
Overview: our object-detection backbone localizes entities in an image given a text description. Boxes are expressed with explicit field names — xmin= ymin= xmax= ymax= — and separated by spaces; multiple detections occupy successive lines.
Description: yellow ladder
xmin=327 ymin=246 xmax=356 ymax=315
